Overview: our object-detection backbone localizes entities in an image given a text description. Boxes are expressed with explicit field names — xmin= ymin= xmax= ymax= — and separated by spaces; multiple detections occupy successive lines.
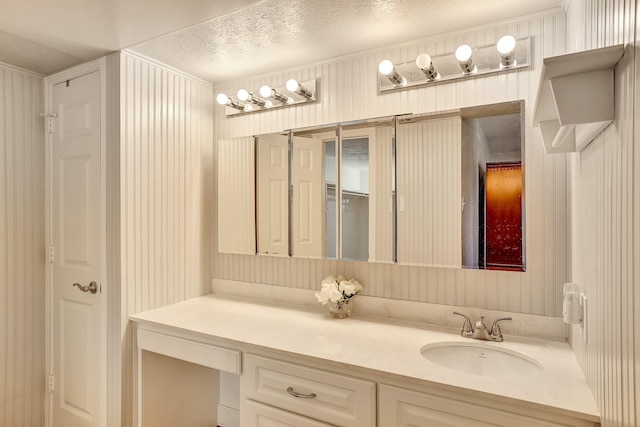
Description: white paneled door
xmin=49 ymin=70 xmax=105 ymax=427
xmin=292 ymin=136 xmax=324 ymax=258
xmin=257 ymin=134 xmax=289 ymax=256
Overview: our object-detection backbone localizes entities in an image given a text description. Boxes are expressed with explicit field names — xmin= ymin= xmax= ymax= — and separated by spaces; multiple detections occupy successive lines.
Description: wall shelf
xmin=533 ymin=44 xmax=625 ymax=153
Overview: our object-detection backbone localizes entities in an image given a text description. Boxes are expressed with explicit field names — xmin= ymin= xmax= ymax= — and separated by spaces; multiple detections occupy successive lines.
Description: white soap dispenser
xmin=562 ymin=283 xmax=582 ymax=324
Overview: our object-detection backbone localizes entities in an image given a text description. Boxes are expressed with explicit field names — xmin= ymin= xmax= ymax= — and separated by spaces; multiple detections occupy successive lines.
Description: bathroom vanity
xmin=130 ymin=292 xmax=600 ymax=427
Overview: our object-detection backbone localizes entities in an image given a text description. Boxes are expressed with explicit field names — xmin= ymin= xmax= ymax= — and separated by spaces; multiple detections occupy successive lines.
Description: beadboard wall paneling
xmin=118 ymin=51 xmax=213 ymax=427
xmin=565 ymin=1 xmax=638 ymax=427
xmin=213 ymin=9 xmax=568 ymax=316
xmin=218 ymin=136 xmax=255 ymax=255
xmin=0 ymin=63 xmax=45 ymax=427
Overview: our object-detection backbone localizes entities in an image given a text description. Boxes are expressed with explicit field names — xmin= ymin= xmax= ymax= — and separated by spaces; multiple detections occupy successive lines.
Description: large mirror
xmin=460 ymin=102 xmax=524 ymax=271
xmin=218 ymin=101 xmax=525 ymax=272
xmin=395 ymin=101 xmax=524 ymax=270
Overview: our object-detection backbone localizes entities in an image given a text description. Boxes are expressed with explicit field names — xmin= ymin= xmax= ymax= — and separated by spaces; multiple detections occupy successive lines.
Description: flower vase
xmin=329 ymin=299 xmax=353 ymax=319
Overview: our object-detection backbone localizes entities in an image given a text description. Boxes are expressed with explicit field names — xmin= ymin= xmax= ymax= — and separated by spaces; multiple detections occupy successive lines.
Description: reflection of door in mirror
xmin=292 ymin=132 xmax=328 ymax=258
xmin=217 ymin=136 xmax=256 ymax=255
xmin=340 ymin=134 xmax=370 ymax=261
xmin=485 ymin=163 xmax=523 ymax=270
xmin=256 ymin=134 xmax=289 ymax=256
xmin=461 ymin=102 xmax=524 ymax=271
xmin=340 ymin=122 xmax=394 ymax=263
xmin=396 ymin=116 xmax=462 ymax=267
xmin=325 ymin=139 xmax=337 ymax=259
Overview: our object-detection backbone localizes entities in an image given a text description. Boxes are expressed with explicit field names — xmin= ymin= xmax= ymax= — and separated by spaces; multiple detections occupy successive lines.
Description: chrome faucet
xmin=453 ymin=312 xmax=512 ymax=342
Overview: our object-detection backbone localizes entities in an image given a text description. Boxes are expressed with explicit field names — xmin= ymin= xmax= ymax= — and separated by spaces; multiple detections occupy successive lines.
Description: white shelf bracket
xmin=533 ymin=45 xmax=625 ymax=153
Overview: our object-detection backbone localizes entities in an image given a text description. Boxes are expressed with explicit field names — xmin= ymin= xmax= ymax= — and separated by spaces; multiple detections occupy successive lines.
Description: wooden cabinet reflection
xmin=484 ymin=162 xmax=523 ymax=271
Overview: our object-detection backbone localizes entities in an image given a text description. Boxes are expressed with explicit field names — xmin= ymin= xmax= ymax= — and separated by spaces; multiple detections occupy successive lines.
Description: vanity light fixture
xmin=237 ymin=89 xmax=269 ymax=108
xmin=455 ymin=44 xmax=476 ymax=74
xmin=378 ymin=59 xmax=405 ymax=86
xmin=416 ymin=54 xmax=439 ymax=80
xmin=217 ymin=79 xmax=317 ymax=116
xmin=285 ymin=79 xmax=314 ymax=99
xmin=216 ymin=93 xmax=244 ymax=111
xmin=497 ymin=35 xmax=517 ymax=68
xmin=377 ymin=37 xmax=531 ymax=93
xmin=259 ymin=85 xmax=292 ymax=104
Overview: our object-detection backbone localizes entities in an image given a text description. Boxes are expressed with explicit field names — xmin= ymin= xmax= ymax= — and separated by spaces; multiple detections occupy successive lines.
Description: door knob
xmin=72 ymin=281 xmax=98 ymax=294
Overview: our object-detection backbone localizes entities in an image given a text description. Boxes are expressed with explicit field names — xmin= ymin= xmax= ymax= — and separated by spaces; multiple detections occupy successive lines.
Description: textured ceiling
xmin=0 ymin=0 xmax=261 ymax=75
xmin=1 ymin=0 xmax=562 ymax=80
xmin=130 ymin=0 xmax=563 ymax=84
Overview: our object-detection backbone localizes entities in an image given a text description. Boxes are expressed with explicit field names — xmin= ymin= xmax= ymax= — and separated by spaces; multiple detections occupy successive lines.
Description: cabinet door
xmin=242 ymin=399 xmax=334 ymax=427
xmin=379 ymin=384 xmax=576 ymax=427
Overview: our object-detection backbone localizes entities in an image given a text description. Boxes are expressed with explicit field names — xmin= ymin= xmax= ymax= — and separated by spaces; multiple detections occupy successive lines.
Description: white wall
xmin=565 ymin=1 xmax=639 ymax=426
xmin=0 ymin=63 xmax=45 ymax=426
xmin=117 ymin=51 xmax=214 ymax=427
xmin=213 ymin=9 xmax=569 ymax=317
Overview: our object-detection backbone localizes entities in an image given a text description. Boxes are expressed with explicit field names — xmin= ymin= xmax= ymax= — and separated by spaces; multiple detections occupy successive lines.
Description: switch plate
xmin=580 ymin=293 xmax=588 ymax=344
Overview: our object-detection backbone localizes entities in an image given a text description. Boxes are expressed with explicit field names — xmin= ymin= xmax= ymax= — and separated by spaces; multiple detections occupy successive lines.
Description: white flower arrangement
xmin=314 ymin=274 xmax=363 ymax=311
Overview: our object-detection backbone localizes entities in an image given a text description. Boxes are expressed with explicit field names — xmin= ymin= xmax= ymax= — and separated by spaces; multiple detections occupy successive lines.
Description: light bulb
xmin=216 ymin=93 xmax=229 ymax=105
xmin=259 ymin=85 xmax=272 ymax=98
xmin=497 ymin=35 xmax=516 ymax=55
xmin=416 ymin=53 xmax=438 ymax=80
xmin=415 ymin=54 xmax=432 ymax=70
xmin=378 ymin=59 xmax=405 ymax=85
xmin=455 ymin=44 xmax=473 ymax=62
xmin=378 ymin=59 xmax=394 ymax=76
xmin=237 ymin=89 xmax=250 ymax=101
xmin=286 ymin=79 xmax=300 ymax=92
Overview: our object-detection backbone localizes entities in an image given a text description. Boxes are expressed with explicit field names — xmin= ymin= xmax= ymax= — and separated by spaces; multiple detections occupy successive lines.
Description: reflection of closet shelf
xmin=342 ymin=189 xmax=369 ymax=198
xmin=326 ymin=183 xmax=369 ymax=198
xmin=533 ymin=44 xmax=624 ymax=153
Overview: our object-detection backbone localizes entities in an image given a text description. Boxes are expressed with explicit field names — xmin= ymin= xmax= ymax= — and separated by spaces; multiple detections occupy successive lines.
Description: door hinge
xmin=40 ymin=113 xmax=57 ymax=134
xmin=48 ymin=374 xmax=55 ymax=393
xmin=47 ymin=246 xmax=55 ymax=263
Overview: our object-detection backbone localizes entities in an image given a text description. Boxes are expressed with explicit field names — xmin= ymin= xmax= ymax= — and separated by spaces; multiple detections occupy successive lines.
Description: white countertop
xmin=130 ymin=293 xmax=600 ymax=422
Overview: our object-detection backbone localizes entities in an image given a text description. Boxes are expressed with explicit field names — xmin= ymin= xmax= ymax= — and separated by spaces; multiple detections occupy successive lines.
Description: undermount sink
xmin=420 ymin=342 xmax=542 ymax=378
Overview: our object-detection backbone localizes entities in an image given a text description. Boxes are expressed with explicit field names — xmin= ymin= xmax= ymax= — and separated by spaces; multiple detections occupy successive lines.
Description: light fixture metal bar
xmin=222 ymin=79 xmax=317 ymax=117
xmin=378 ymin=37 xmax=530 ymax=93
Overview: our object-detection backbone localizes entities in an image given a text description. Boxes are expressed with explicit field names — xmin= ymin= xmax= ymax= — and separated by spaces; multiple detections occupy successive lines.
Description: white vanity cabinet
xmin=378 ymin=383 xmax=599 ymax=427
xmin=240 ymin=354 xmax=376 ymax=427
xmin=130 ymin=294 xmax=601 ymax=427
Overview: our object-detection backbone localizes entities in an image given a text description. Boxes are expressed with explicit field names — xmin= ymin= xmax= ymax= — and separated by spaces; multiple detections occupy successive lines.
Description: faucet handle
xmin=475 ymin=316 xmax=487 ymax=329
xmin=490 ymin=317 xmax=512 ymax=341
xmin=453 ymin=312 xmax=474 ymax=337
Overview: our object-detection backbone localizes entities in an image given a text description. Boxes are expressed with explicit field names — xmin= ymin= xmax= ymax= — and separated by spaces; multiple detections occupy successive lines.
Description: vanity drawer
xmin=137 ymin=328 xmax=241 ymax=374
xmin=242 ymin=399 xmax=334 ymax=427
xmin=242 ymin=354 xmax=375 ymax=427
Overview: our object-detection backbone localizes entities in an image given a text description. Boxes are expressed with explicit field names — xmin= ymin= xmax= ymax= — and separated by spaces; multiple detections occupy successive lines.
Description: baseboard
xmin=217 ymin=404 xmax=239 ymax=427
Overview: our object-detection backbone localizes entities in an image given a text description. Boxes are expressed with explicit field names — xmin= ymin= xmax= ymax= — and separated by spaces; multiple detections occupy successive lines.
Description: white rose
xmin=314 ymin=291 xmax=330 ymax=305
xmin=340 ymin=281 xmax=357 ymax=296
xmin=328 ymin=288 xmax=343 ymax=303
xmin=349 ymin=279 xmax=363 ymax=294
xmin=321 ymin=282 xmax=338 ymax=292
xmin=321 ymin=275 xmax=337 ymax=286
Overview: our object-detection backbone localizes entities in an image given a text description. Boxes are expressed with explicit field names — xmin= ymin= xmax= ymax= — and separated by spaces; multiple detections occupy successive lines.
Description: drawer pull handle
xmin=286 ymin=386 xmax=317 ymax=399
